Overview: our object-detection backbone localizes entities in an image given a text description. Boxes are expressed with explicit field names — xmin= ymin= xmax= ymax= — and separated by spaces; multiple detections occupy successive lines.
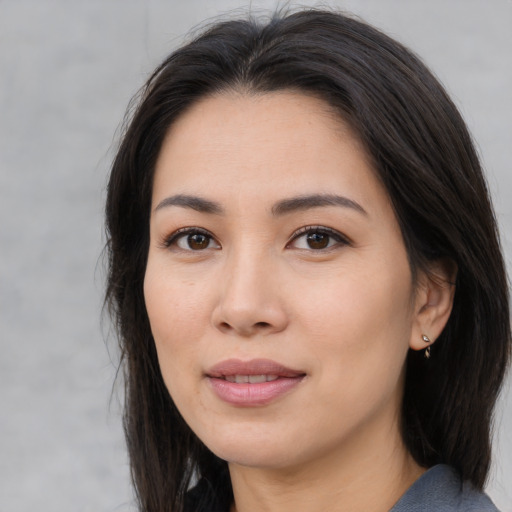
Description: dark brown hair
xmin=105 ymin=8 xmax=511 ymax=511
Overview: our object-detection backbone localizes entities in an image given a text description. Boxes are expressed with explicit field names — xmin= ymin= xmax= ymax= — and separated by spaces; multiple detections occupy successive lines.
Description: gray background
xmin=1 ymin=1 xmax=511 ymax=511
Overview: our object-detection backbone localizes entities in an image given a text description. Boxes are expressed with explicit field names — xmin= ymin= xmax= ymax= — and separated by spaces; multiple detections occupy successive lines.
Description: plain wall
xmin=1 ymin=1 xmax=510 ymax=510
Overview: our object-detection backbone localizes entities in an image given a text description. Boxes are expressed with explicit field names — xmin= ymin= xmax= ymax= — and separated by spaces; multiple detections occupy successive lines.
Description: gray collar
xmin=390 ymin=464 xmax=498 ymax=511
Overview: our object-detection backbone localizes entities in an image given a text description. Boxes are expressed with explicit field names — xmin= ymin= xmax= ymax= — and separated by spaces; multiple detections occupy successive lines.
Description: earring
xmin=422 ymin=334 xmax=431 ymax=359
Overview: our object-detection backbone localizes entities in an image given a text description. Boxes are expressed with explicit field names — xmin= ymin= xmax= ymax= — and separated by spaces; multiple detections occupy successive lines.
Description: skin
xmin=144 ymin=92 xmax=455 ymax=512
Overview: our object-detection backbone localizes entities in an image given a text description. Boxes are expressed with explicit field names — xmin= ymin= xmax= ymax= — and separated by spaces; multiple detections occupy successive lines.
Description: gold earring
xmin=422 ymin=334 xmax=431 ymax=359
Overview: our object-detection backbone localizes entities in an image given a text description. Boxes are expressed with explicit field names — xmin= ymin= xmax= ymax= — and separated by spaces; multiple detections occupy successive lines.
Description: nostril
xmin=217 ymin=320 xmax=272 ymax=334
xmin=219 ymin=322 xmax=232 ymax=331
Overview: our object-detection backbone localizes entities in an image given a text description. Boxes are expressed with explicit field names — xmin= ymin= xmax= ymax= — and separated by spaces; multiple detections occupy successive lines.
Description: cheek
xmin=298 ymin=266 xmax=412 ymax=339
xmin=143 ymin=262 xmax=210 ymax=393
xmin=294 ymin=261 xmax=414 ymax=390
xmin=144 ymin=259 xmax=210 ymax=338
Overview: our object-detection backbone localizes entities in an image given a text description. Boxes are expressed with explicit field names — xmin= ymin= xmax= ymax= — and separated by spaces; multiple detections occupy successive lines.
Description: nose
xmin=211 ymin=248 xmax=289 ymax=337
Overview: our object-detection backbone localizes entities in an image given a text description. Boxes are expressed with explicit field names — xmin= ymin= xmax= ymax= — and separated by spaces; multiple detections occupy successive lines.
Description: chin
xmin=198 ymin=419 xmax=328 ymax=471
xmin=196 ymin=423 xmax=296 ymax=468
xmin=212 ymin=444 xmax=297 ymax=469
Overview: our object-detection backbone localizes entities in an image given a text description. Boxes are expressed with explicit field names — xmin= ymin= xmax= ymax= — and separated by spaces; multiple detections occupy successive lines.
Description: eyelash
xmin=161 ymin=227 xmax=220 ymax=251
xmin=287 ymin=225 xmax=351 ymax=251
xmin=160 ymin=225 xmax=350 ymax=252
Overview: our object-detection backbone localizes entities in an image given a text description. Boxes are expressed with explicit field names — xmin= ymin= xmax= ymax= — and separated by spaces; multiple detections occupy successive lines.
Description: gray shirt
xmin=390 ymin=465 xmax=499 ymax=511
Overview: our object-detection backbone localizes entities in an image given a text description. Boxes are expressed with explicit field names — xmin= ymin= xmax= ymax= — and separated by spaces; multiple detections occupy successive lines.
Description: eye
xmin=288 ymin=226 xmax=349 ymax=250
xmin=163 ymin=227 xmax=221 ymax=251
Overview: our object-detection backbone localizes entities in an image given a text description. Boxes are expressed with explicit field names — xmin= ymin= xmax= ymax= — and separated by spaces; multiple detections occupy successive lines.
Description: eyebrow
xmin=154 ymin=194 xmax=224 ymax=215
xmin=271 ymin=194 xmax=367 ymax=216
xmin=153 ymin=193 xmax=367 ymax=217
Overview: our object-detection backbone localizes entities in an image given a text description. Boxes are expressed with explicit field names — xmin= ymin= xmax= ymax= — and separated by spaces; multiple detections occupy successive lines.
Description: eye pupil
xmin=307 ymin=232 xmax=329 ymax=249
xmin=188 ymin=233 xmax=209 ymax=250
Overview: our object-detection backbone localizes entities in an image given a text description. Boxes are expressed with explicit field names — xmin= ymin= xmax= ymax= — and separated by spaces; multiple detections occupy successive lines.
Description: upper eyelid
xmin=161 ymin=226 xmax=218 ymax=247
xmin=288 ymin=225 xmax=351 ymax=244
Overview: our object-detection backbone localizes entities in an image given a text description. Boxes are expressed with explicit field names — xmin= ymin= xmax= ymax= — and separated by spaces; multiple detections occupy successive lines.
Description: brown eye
xmin=187 ymin=233 xmax=210 ymax=250
xmin=167 ymin=228 xmax=221 ymax=251
xmin=306 ymin=232 xmax=330 ymax=249
xmin=288 ymin=226 xmax=349 ymax=251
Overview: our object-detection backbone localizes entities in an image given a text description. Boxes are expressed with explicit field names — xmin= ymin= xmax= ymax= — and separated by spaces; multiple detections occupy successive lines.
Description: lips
xmin=206 ymin=358 xmax=305 ymax=406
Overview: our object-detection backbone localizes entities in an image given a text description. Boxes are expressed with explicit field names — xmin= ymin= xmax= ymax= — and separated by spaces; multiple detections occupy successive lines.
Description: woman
xmin=105 ymin=8 xmax=510 ymax=512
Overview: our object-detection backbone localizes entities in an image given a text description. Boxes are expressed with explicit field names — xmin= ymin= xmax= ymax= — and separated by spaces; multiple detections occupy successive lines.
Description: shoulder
xmin=390 ymin=465 xmax=500 ymax=512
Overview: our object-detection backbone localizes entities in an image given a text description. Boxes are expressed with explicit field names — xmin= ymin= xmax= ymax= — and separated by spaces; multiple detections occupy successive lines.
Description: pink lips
xmin=206 ymin=358 xmax=305 ymax=406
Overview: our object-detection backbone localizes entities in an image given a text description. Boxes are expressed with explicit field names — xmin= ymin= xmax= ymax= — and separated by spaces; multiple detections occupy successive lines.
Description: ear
xmin=409 ymin=258 xmax=457 ymax=351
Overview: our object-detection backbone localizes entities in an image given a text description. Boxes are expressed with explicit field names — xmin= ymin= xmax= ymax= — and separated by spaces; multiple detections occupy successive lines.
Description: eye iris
xmin=307 ymin=232 xmax=329 ymax=249
xmin=188 ymin=233 xmax=209 ymax=250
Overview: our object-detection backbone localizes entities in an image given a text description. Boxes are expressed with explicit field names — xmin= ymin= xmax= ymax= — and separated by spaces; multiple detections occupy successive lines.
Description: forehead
xmin=158 ymin=91 xmax=356 ymax=161
xmin=152 ymin=91 xmax=385 ymax=212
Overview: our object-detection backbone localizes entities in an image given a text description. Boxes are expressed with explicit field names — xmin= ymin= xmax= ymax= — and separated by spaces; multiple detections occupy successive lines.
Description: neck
xmin=228 ymin=415 xmax=424 ymax=512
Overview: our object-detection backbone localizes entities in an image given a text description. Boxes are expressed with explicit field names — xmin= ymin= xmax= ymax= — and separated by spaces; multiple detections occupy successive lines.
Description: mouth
xmin=206 ymin=358 xmax=306 ymax=406
xmin=223 ymin=374 xmax=280 ymax=383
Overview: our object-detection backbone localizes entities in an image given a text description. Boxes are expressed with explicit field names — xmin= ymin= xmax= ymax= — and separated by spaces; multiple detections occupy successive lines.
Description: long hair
xmin=105 ymin=9 xmax=511 ymax=511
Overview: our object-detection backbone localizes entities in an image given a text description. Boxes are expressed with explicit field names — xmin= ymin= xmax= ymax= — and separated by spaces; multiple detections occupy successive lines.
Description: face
xmin=144 ymin=92 xmax=422 ymax=470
